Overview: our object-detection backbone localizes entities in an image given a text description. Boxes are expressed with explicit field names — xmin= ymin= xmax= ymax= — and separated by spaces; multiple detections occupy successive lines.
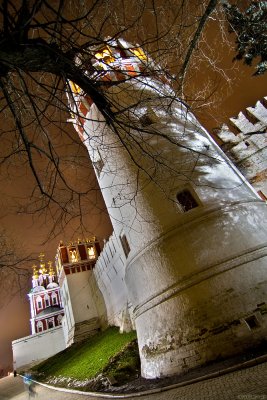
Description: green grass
xmin=102 ymin=339 xmax=140 ymax=384
xmin=32 ymin=327 xmax=137 ymax=381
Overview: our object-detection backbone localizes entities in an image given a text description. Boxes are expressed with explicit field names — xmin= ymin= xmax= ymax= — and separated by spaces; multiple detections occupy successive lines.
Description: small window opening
xmin=52 ymin=296 xmax=57 ymax=305
xmin=120 ymin=234 xmax=131 ymax=258
xmin=87 ymin=246 xmax=96 ymax=260
xmin=176 ymin=189 xmax=198 ymax=212
xmin=93 ymin=150 xmax=104 ymax=177
xmin=37 ymin=301 xmax=42 ymax=309
xmin=244 ymin=141 xmax=250 ymax=147
xmin=139 ymin=109 xmax=158 ymax=127
xmin=48 ymin=320 xmax=54 ymax=329
xmin=258 ymin=190 xmax=267 ymax=201
xmin=245 ymin=315 xmax=259 ymax=330
xmin=140 ymin=114 xmax=154 ymax=127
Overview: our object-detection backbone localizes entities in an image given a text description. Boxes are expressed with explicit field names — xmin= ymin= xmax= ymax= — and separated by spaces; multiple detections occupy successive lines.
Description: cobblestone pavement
xmin=1 ymin=361 xmax=267 ymax=400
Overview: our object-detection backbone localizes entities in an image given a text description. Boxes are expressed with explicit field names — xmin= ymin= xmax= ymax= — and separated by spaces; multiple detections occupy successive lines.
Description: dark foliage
xmin=223 ymin=1 xmax=267 ymax=75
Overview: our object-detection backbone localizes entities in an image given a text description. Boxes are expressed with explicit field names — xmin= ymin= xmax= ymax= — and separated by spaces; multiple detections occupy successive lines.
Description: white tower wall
xmin=71 ymin=42 xmax=267 ymax=378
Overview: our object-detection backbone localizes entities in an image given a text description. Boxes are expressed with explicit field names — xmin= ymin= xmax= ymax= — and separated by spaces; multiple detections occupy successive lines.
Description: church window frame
xmin=87 ymin=245 xmax=96 ymax=260
xmin=37 ymin=321 xmax=43 ymax=333
xmin=47 ymin=318 xmax=54 ymax=329
xmin=44 ymin=294 xmax=50 ymax=307
xmin=69 ymin=247 xmax=79 ymax=263
xmin=51 ymin=292 xmax=58 ymax=305
xmin=36 ymin=296 xmax=43 ymax=310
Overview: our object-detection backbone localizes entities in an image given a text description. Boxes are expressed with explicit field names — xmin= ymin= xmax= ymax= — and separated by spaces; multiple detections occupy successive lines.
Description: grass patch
xmin=31 ymin=327 xmax=137 ymax=381
xmin=102 ymin=339 xmax=140 ymax=385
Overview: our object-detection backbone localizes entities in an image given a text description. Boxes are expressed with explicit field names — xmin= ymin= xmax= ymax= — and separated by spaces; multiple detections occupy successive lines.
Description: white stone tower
xmin=68 ymin=39 xmax=267 ymax=378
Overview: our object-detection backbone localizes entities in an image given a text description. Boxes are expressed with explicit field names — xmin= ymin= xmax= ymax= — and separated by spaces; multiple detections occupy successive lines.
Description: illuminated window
xmin=87 ymin=246 xmax=96 ymax=260
xmin=120 ymin=234 xmax=131 ymax=258
xmin=69 ymin=81 xmax=81 ymax=94
xmin=95 ymin=47 xmax=115 ymax=64
xmin=176 ymin=189 xmax=198 ymax=212
xmin=69 ymin=249 xmax=78 ymax=263
xmin=130 ymin=47 xmax=147 ymax=61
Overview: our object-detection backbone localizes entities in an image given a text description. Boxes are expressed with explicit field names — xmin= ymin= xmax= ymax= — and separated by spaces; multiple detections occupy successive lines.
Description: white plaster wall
xmin=12 ymin=326 xmax=65 ymax=370
xmin=66 ymin=270 xmax=102 ymax=323
xmin=60 ymin=279 xmax=75 ymax=346
xmin=94 ymin=233 xmax=133 ymax=330
xmin=60 ymin=269 xmax=107 ymax=346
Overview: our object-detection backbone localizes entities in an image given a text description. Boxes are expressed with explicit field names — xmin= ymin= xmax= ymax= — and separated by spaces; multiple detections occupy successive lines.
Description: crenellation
xmin=216 ymin=124 xmax=244 ymax=147
xmin=230 ymin=111 xmax=266 ymax=134
xmin=247 ymin=101 xmax=267 ymax=125
xmin=216 ymin=97 xmax=267 ymax=200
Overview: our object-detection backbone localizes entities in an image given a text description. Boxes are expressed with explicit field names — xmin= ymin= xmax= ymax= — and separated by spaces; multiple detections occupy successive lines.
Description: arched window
xmin=51 ymin=292 xmax=58 ymax=305
xmin=36 ymin=296 xmax=43 ymax=310
xmin=57 ymin=314 xmax=63 ymax=325
xmin=69 ymin=248 xmax=78 ymax=263
xmin=87 ymin=246 xmax=96 ymax=260
xmin=37 ymin=321 xmax=43 ymax=333
xmin=44 ymin=294 xmax=50 ymax=308
xmin=47 ymin=318 xmax=54 ymax=329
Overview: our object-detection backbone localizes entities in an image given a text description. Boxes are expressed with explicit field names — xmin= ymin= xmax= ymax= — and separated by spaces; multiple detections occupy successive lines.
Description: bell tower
xmin=67 ymin=39 xmax=267 ymax=378
xmin=28 ymin=254 xmax=64 ymax=335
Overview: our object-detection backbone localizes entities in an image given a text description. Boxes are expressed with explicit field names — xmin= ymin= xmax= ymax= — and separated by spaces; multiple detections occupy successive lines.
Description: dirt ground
xmin=82 ymin=344 xmax=267 ymax=394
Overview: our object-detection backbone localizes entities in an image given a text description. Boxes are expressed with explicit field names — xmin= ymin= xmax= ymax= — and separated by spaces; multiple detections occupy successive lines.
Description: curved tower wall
xmin=69 ymin=40 xmax=267 ymax=378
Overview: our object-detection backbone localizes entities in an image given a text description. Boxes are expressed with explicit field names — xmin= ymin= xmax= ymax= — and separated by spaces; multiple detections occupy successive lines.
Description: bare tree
xmin=0 ymin=0 xmax=246 ymax=236
xmin=0 ymin=229 xmax=32 ymax=307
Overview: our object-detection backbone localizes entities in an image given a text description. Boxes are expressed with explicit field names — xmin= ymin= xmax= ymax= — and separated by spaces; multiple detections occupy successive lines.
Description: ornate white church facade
xmin=12 ymin=255 xmax=65 ymax=371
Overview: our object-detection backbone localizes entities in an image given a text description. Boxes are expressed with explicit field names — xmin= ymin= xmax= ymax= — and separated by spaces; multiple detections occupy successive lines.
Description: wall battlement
xmin=217 ymin=97 xmax=267 ymax=199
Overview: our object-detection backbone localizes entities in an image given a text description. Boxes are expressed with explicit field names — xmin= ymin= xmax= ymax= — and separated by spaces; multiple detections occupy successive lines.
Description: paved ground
xmin=0 ymin=361 xmax=267 ymax=400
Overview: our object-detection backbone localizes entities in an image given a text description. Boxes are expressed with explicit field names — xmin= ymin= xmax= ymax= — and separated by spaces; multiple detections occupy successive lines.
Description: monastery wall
xmin=60 ymin=268 xmax=107 ymax=346
xmin=12 ymin=326 xmax=65 ymax=371
xmin=217 ymin=97 xmax=267 ymax=198
xmin=93 ymin=232 xmax=133 ymax=332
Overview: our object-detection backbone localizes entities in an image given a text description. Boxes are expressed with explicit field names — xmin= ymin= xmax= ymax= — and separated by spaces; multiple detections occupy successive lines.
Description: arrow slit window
xmin=120 ymin=234 xmax=131 ymax=258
